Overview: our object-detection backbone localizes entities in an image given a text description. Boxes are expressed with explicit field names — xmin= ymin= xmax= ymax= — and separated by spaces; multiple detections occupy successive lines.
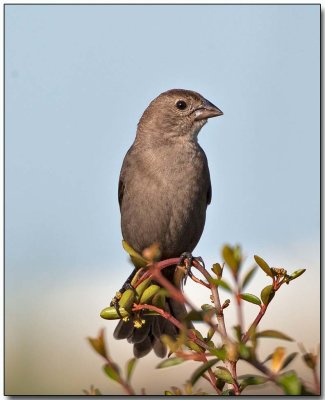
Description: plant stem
xmin=202 ymin=353 xmax=222 ymax=395
xmin=234 ymin=274 xmax=244 ymax=334
xmin=229 ymin=361 xmax=240 ymax=395
xmin=133 ymin=302 xmax=222 ymax=394
xmin=242 ymin=304 xmax=267 ymax=343
xmin=104 ymin=356 xmax=135 ymax=395
xmin=246 ymin=358 xmax=276 ymax=383
xmin=192 ymin=260 xmax=228 ymax=340
xmin=132 ymin=303 xmax=211 ymax=351
xmin=192 ymin=260 xmax=243 ymax=395
xmin=312 ymin=367 xmax=320 ymax=394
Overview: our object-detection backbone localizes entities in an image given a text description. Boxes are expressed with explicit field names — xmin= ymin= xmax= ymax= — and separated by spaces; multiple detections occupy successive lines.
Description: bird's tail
xmin=113 ymin=297 xmax=189 ymax=358
xmin=113 ymin=266 xmax=192 ymax=358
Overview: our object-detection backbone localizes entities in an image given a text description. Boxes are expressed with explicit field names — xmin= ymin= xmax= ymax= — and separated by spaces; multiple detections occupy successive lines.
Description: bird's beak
xmin=194 ymin=100 xmax=223 ymax=121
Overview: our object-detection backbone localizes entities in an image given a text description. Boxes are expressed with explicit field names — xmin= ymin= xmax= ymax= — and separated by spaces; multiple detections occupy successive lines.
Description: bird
xmin=113 ymin=89 xmax=223 ymax=358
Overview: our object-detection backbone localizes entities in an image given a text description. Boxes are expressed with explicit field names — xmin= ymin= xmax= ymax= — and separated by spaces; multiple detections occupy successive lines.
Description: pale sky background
xmin=5 ymin=4 xmax=320 ymax=395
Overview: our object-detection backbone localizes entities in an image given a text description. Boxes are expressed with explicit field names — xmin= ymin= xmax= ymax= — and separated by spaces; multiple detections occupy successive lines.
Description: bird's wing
xmin=118 ymin=176 xmax=125 ymax=209
xmin=118 ymin=146 xmax=133 ymax=209
xmin=207 ymin=181 xmax=212 ymax=205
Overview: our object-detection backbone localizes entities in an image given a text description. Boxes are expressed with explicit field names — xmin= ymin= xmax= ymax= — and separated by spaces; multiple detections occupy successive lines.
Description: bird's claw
xmin=110 ymin=282 xmax=136 ymax=318
xmin=123 ymin=281 xmax=137 ymax=294
xmin=195 ymin=256 xmax=206 ymax=269
xmin=178 ymin=253 xmax=206 ymax=285
xmin=178 ymin=252 xmax=194 ymax=285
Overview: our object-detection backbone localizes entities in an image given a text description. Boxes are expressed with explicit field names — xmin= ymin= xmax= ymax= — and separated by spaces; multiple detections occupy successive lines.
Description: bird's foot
xmin=178 ymin=253 xmax=206 ymax=285
xmin=110 ymin=282 xmax=137 ymax=318
xmin=110 ymin=293 xmax=124 ymax=318
xmin=110 ymin=267 xmax=138 ymax=306
xmin=178 ymin=252 xmax=193 ymax=267
xmin=178 ymin=252 xmax=194 ymax=285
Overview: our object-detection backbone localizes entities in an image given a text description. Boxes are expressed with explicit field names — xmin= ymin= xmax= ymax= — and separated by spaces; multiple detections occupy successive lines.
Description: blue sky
xmin=5 ymin=4 xmax=320 ymax=395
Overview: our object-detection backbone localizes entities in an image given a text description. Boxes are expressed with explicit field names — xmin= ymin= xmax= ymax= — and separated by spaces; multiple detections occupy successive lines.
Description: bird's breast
xmin=120 ymin=141 xmax=210 ymax=257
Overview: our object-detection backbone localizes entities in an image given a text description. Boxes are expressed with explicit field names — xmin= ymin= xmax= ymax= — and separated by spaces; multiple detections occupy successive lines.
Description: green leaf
xmin=189 ymin=328 xmax=204 ymax=341
xmin=238 ymin=343 xmax=251 ymax=360
xmin=103 ymin=363 xmax=121 ymax=383
xmin=190 ymin=358 xmax=219 ymax=385
xmin=87 ymin=329 xmax=107 ymax=358
xmin=209 ymin=347 xmax=227 ymax=360
xmin=239 ymin=293 xmax=261 ymax=306
xmin=161 ymin=334 xmax=182 ymax=353
xmin=222 ymin=245 xmax=240 ymax=274
xmin=186 ymin=340 xmax=205 ymax=353
xmin=126 ymin=358 xmax=137 ymax=382
xmin=289 ymin=269 xmax=306 ymax=281
xmin=260 ymin=285 xmax=275 ymax=305
xmin=206 ymin=327 xmax=215 ymax=342
xmin=254 ymin=255 xmax=273 ymax=277
xmin=241 ymin=266 xmax=257 ymax=290
xmin=122 ymin=240 xmax=148 ymax=268
xmin=277 ymin=371 xmax=302 ymax=395
xmin=209 ymin=278 xmax=233 ymax=293
xmin=280 ymin=352 xmax=298 ymax=371
xmin=216 ymin=378 xmax=226 ymax=391
xmin=239 ymin=374 xmax=267 ymax=390
xmin=201 ymin=303 xmax=215 ymax=311
xmin=157 ymin=357 xmax=184 ymax=369
xmin=212 ymin=263 xmax=223 ymax=277
xmin=233 ymin=245 xmax=242 ymax=263
xmin=185 ymin=310 xmax=204 ymax=322
xmin=256 ymin=330 xmax=293 ymax=341
xmin=214 ymin=366 xmax=234 ymax=384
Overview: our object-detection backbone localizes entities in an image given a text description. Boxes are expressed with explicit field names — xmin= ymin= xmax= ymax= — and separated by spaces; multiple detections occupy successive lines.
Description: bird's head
xmin=136 ymin=89 xmax=223 ymax=143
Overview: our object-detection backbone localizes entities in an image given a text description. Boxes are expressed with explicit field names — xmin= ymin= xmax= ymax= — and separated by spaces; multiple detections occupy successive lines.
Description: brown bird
xmin=114 ymin=89 xmax=223 ymax=358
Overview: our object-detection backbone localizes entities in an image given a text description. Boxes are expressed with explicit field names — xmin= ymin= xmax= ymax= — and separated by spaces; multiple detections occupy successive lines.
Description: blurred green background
xmin=5 ymin=4 xmax=319 ymax=395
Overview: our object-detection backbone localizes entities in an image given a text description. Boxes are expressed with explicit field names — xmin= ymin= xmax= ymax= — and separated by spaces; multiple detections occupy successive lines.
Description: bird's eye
xmin=176 ymin=100 xmax=187 ymax=110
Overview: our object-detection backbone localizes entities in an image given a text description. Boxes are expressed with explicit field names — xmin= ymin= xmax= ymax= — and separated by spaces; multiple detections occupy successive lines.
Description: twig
xmin=234 ymin=274 xmax=244 ymax=334
xmin=192 ymin=260 xmax=244 ymax=395
xmin=229 ymin=361 xmax=240 ymax=395
xmin=134 ymin=258 xmax=181 ymax=288
xmin=103 ymin=355 xmax=135 ymax=395
xmin=132 ymin=303 xmax=211 ymax=351
xmin=133 ymin=303 xmax=221 ymax=394
xmin=192 ymin=260 xmax=228 ymax=341
xmin=148 ymin=264 xmax=187 ymax=304
xmin=178 ymin=265 xmax=210 ymax=289
xmin=242 ymin=304 xmax=267 ymax=343
xmin=312 ymin=367 xmax=320 ymax=395
xmin=245 ymin=358 xmax=276 ymax=383
xmin=202 ymin=353 xmax=222 ymax=395
xmin=133 ymin=303 xmax=183 ymax=330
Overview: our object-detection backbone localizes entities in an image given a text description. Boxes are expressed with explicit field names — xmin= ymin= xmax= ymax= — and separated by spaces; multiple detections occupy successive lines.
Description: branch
xmin=242 ymin=304 xmax=268 ymax=343
xmin=133 ymin=303 xmax=221 ymax=394
xmin=192 ymin=260 xmax=228 ymax=341
xmin=132 ymin=303 xmax=211 ymax=351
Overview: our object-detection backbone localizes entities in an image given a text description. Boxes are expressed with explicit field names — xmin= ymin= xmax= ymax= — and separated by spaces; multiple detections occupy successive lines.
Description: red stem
xmin=242 ymin=304 xmax=267 ymax=343
xmin=132 ymin=303 xmax=210 ymax=351
xmin=312 ymin=367 xmax=320 ymax=395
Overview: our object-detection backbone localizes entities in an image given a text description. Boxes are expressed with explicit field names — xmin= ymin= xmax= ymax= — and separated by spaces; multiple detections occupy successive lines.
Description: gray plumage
xmin=114 ymin=89 xmax=223 ymax=358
